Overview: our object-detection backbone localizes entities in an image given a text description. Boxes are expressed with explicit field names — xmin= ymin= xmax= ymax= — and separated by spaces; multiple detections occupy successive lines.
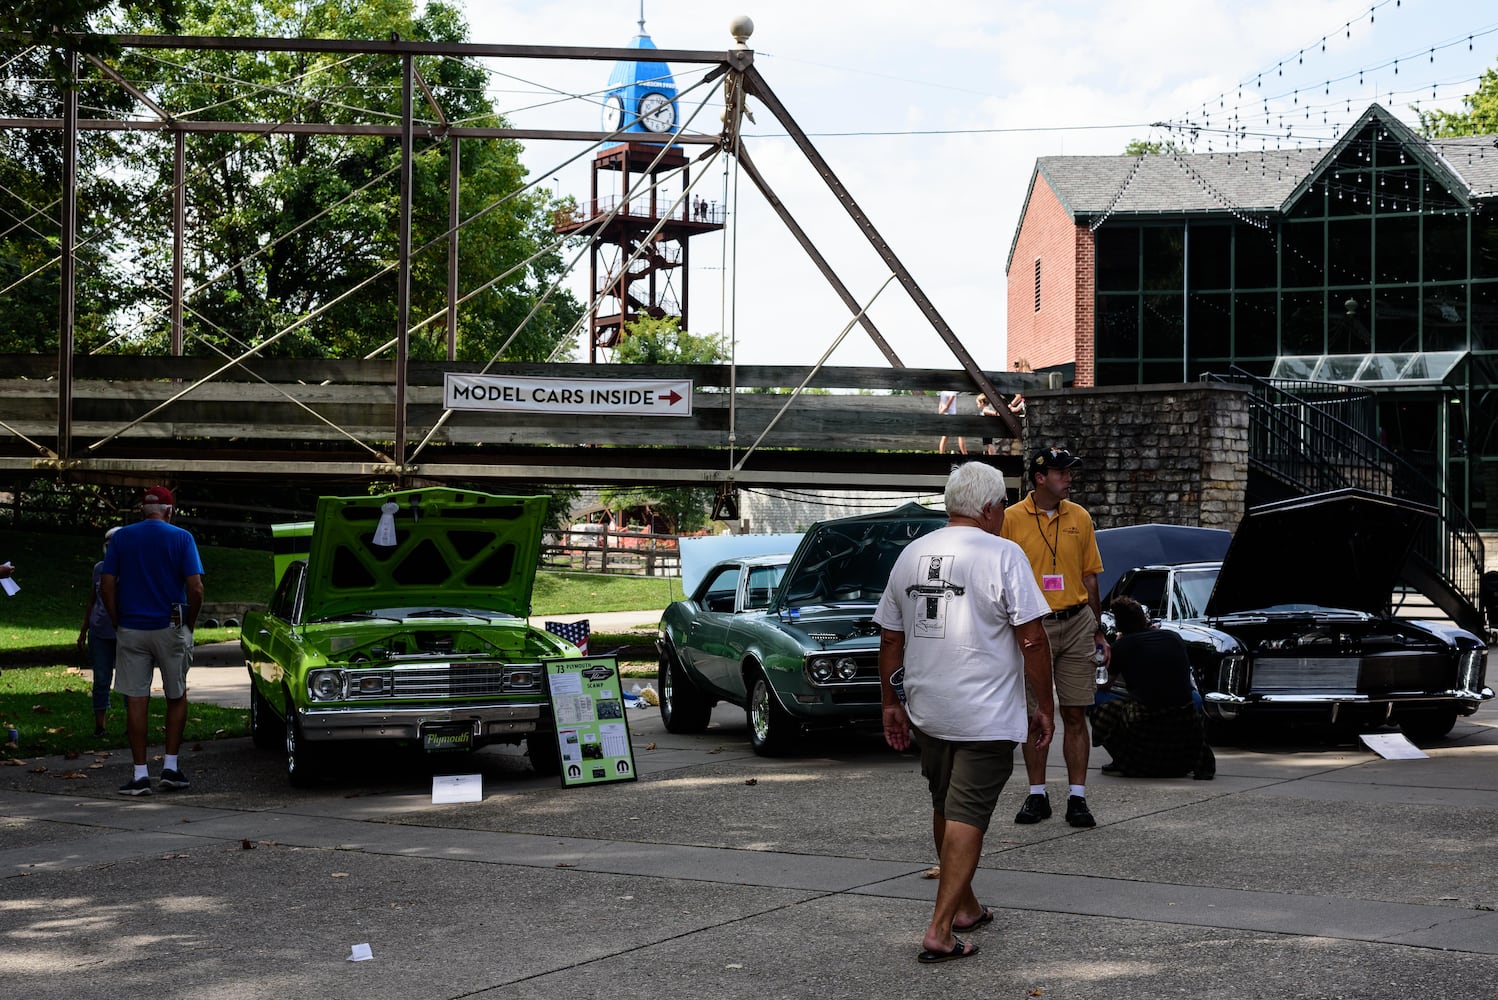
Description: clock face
xmin=638 ymin=92 xmax=675 ymax=133
xmin=602 ymin=94 xmax=625 ymax=132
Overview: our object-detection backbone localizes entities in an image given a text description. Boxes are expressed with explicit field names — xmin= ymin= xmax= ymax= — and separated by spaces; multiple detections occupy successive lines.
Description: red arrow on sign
xmin=662 ymin=390 xmax=683 ymax=405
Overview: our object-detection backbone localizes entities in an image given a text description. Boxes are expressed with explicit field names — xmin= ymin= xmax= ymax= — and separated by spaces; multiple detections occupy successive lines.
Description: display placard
xmin=543 ymin=655 xmax=639 ymax=787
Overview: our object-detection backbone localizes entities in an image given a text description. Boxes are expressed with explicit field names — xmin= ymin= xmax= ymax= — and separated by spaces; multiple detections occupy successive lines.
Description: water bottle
xmin=1093 ymin=644 xmax=1108 ymax=686
xmin=890 ymin=666 xmax=907 ymax=704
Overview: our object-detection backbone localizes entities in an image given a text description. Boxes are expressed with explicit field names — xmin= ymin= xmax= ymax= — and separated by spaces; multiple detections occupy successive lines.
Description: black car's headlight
xmin=1217 ymin=654 xmax=1248 ymax=696
xmin=1459 ymin=648 xmax=1487 ymax=691
xmin=307 ymin=669 xmax=347 ymax=701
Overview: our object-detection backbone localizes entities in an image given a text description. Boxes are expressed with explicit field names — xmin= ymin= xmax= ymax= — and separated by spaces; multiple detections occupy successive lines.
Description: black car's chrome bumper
xmin=1206 ymin=687 xmax=1494 ymax=706
xmin=1204 ymin=687 xmax=1493 ymax=722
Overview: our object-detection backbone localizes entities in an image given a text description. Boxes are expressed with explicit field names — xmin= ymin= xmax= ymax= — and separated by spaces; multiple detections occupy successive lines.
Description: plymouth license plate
xmin=422 ymin=725 xmax=473 ymax=752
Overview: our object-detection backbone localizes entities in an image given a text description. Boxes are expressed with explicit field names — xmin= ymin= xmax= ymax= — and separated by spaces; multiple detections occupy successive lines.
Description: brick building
xmin=1006 ymin=103 xmax=1498 ymax=528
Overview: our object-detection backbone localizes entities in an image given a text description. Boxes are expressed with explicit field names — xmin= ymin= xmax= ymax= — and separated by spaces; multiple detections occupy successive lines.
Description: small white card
xmin=1359 ymin=733 xmax=1429 ymax=759
xmin=0 ymin=577 xmax=17 ymax=597
xmin=347 ymin=943 xmax=373 ymax=962
xmin=431 ymin=773 xmax=482 ymax=803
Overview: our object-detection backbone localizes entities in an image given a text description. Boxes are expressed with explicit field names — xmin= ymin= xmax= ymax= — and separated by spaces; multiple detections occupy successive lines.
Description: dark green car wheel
xmin=746 ymin=670 xmax=797 ymax=756
xmin=659 ymin=650 xmax=713 ymax=734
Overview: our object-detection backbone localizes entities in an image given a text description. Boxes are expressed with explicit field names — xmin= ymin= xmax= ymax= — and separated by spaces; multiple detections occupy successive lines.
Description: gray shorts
xmin=914 ymin=728 xmax=1017 ymax=831
xmin=114 ymin=626 xmax=192 ymax=699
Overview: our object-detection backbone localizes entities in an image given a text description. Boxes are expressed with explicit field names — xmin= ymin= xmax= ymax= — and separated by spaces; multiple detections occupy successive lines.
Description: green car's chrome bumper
xmin=295 ymin=699 xmax=550 ymax=742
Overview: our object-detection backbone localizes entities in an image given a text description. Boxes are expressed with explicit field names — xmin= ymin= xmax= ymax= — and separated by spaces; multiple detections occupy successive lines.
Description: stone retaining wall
xmin=1020 ymin=382 xmax=1251 ymax=530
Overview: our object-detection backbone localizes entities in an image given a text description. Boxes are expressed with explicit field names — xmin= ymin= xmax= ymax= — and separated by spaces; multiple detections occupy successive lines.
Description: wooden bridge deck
xmin=0 ymin=357 xmax=1036 ymax=491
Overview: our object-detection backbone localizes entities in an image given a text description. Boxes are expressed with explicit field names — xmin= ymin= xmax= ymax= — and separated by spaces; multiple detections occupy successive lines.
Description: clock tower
xmin=554 ymin=12 xmax=723 ymax=361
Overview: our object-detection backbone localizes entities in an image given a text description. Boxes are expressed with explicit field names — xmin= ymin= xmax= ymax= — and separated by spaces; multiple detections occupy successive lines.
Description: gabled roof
xmin=1007 ymin=103 xmax=1498 ymax=273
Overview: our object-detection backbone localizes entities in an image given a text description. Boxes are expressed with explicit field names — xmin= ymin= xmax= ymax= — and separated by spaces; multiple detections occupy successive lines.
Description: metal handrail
xmin=1206 ymin=367 xmax=1484 ymax=614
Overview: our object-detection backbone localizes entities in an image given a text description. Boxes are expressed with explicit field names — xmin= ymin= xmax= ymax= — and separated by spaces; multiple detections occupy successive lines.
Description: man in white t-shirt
xmin=874 ymin=462 xmax=1053 ymax=964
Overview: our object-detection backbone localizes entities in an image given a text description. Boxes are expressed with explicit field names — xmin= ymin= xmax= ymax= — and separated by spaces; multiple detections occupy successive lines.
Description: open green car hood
xmin=301 ymin=488 xmax=549 ymax=622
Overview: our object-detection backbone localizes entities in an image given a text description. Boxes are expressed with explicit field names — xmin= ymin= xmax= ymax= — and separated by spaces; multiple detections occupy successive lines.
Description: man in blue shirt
xmin=101 ymin=486 xmax=204 ymax=795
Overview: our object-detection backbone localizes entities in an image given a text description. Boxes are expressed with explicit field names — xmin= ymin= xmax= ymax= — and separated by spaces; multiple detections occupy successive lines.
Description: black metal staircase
xmin=1208 ymin=367 xmax=1486 ymax=634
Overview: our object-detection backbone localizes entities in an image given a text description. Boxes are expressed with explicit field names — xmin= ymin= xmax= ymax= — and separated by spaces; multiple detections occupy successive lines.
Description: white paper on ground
xmin=1359 ymin=732 xmax=1429 ymax=759
xmin=347 ymin=943 xmax=373 ymax=962
xmin=431 ymin=773 xmax=482 ymax=803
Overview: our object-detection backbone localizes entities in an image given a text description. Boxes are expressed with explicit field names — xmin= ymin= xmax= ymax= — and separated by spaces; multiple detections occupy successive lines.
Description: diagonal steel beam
xmin=738 ymin=64 xmax=1021 ymax=438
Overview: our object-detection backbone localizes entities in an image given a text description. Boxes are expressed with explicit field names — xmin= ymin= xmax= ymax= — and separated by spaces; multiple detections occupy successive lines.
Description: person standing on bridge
xmin=102 ymin=486 xmax=204 ymax=795
xmin=937 ymin=389 xmax=966 ymax=455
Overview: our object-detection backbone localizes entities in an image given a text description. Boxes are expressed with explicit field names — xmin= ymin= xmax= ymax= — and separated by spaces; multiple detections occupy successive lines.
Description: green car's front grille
xmin=348 ymin=662 xmax=545 ymax=699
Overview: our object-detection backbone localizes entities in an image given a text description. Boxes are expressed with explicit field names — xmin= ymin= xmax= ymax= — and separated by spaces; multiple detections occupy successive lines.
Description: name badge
xmin=1042 ymin=574 xmax=1064 ymax=591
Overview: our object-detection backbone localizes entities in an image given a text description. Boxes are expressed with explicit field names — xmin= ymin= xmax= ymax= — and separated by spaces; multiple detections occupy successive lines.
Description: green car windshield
xmin=778 ymin=504 xmax=944 ymax=607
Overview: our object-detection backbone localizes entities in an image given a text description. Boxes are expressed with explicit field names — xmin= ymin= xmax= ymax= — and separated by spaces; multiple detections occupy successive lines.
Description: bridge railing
xmin=0 ymin=356 xmax=1039 ymax=488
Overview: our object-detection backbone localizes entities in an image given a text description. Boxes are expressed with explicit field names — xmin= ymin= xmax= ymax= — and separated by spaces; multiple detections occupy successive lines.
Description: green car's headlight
xmin=307 ymin=669 xmax=346 ymax=701
xmin=810 ymin=657 xmax=835 ymax=682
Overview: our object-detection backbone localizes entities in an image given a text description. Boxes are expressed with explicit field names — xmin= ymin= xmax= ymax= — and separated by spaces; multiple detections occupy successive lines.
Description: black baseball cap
xmin=1031 ymin=446 xmax=1083 ymax=473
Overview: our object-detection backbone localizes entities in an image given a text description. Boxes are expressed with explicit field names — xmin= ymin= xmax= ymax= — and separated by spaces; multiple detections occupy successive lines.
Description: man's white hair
xmin=142 ymin=503 xmax=172 ymax=517
xmin=944 ymin=462 xmax=1007 ymax=519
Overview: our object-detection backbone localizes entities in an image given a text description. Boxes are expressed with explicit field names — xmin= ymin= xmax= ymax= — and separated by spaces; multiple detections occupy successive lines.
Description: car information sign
xmin=544 ymin=656 xmax=639 ymax=787
xmin=444 ymin=374 xmax=692 ymax=416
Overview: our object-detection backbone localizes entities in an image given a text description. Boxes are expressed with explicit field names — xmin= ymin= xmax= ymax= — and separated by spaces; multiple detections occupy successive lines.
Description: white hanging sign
xmin=444 ymin=374 xmax=692 ymax=416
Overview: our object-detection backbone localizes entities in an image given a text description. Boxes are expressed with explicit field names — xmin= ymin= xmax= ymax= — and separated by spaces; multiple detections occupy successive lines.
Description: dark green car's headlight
xmin=809 ymin=656 xmax=862 ymax=683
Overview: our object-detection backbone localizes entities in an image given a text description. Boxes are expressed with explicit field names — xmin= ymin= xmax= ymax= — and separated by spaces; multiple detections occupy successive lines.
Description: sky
xmin=457 ymin=0 xmax=1498 ymax=372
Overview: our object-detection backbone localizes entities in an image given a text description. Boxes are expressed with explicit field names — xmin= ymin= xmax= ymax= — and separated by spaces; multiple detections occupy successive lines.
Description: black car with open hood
xmin=1102 ymin=489 xmax=1491 ymax=742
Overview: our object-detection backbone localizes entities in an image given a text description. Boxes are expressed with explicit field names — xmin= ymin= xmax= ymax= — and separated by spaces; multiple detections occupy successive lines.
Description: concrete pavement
xmin=4 ymin=652 xmax=1498 ymax=998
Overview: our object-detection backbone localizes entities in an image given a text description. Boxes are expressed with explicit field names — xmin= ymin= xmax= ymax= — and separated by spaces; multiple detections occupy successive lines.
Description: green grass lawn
xmin=0 ymin=528 xmax=678 ymax=756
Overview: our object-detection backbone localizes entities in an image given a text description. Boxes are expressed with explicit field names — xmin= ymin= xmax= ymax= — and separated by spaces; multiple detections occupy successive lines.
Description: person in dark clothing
xmin=1090 ymin=597 xmax=1215 ymax=780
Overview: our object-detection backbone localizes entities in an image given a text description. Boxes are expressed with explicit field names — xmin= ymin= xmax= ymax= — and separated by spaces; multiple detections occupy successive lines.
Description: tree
xmin=1 ymin=0 xmax=583 ymax=361
xmin=1124 ymin=139 xmax=1182 ymax=155
xmin=1 ymin=1 xmax=180 ymax=77
xmin=611 ymin=315 xmax=727 ymax=364
xmin=1420 ymin=67 xmax=1498 ymax=136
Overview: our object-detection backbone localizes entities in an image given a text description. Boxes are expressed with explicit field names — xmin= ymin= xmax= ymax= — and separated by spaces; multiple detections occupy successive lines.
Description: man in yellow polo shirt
xmin=1000 ymin=446 xmax=1108 ymax=828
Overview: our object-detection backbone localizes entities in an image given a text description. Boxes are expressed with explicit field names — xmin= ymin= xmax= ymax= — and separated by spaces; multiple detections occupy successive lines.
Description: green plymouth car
xmin=656 ymin=502 xmax=947 ymax=755
xmin=241 ymin=487 xmax=582 ymax=786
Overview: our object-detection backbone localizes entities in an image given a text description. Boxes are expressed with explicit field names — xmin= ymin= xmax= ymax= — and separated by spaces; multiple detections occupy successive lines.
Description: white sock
xmin=134 ymin=764 xmax=149 ymax=780
xmin=1029 ymin=784 xmax=1046 ymax=796
xmin=164 ymin=755 xmax=179 ymax=772
xmin=1069 ymin=784 xmax=1086 ymax=798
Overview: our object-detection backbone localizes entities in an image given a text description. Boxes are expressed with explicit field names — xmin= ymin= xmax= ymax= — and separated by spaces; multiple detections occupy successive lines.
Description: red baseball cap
xmin=142 ymin=485 xmax=175 ymax=506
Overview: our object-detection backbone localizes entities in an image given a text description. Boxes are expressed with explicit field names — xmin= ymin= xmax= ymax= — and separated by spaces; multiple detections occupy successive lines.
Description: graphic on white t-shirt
xmin=905 ymin=554 xmax=964 ymax=638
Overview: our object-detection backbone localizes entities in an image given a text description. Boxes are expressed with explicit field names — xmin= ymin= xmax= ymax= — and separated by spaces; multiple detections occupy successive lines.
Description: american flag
xmin=545 ymin=619 xmax=590 ymax=655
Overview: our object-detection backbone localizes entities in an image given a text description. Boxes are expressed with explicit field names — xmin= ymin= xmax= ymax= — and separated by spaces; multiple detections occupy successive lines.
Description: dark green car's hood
xmin=776 ymin=502 xmax=946 ymax=610
xmin=302 ymin=488 xmax=549 ymax=622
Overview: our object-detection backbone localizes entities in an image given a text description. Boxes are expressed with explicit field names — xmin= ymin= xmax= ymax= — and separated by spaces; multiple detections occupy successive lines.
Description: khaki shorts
xmin=913 ymin=728 xmax=1017 ymax=831
xmin=114 ymin=626 xmax=192 ymax=699
xmin=1025 ymin=607 xmax=1099 ymax=709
